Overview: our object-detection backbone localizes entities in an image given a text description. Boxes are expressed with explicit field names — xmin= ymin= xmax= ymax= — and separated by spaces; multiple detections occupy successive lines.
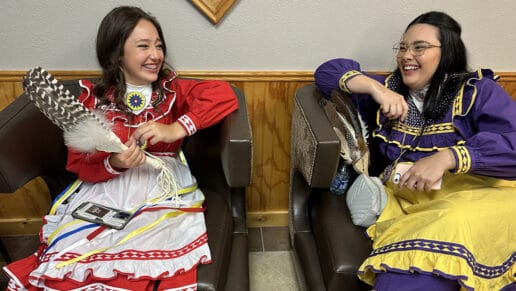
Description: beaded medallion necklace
xmin=125 ymin=83 xmax=152 ymax=114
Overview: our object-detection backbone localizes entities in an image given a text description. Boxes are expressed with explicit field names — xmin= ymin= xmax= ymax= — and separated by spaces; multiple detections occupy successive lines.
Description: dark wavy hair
xmin=394 ymin=11 xmax=471 ymax=121
xmin=94 ymin=6 xmax=170 ymax=111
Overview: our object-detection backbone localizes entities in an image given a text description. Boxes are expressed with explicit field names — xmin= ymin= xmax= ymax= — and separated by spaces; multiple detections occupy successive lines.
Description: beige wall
xmin=1 ymin=1 xmax=516 ymax=71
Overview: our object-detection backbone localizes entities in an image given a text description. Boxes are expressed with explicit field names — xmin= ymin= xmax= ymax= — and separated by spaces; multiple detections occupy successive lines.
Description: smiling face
xmin=120 ymin=19 xmax=164 ymax=86
xmin=397 ymin=23 xmax=441 ymax=90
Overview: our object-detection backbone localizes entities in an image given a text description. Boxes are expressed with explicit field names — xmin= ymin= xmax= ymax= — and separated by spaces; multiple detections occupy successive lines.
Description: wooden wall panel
xmin=0 ymin=178 xmax=51 ymax=235
xmin=229 ymin=80 xmax=311 ymax=226
xmin=1 ymin=70 xmax=515 ymax=231
xmin=0 ymin=81 xmax=22 ymax=110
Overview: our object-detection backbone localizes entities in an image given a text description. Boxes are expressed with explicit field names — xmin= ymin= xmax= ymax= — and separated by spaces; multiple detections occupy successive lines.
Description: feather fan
xmin=321 ymin=89 xmax=370 ymax=174
xmin=23 ymin=67 xmax=177 ymax=200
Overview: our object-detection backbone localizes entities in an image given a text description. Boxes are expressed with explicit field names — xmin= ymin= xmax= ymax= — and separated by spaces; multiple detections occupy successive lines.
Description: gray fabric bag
xmin=346 ymin=173 xmax=387 ymax=228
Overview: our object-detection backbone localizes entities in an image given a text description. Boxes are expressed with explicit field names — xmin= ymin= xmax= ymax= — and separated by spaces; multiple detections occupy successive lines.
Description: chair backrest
xmin=0 ymin=79 xmax=82 ymax=197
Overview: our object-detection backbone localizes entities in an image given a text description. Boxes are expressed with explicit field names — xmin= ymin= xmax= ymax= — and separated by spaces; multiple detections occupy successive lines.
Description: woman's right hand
xmin=371 ymin=86 xmax=409 ymax=121
xmin=109 ymin=137 xmax=146 ymax=170
xmin=346 ymin=74 xmax=409 ymax=121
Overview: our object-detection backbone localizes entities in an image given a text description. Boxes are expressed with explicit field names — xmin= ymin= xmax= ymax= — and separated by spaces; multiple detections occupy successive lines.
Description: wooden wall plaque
xmin=190 ymin=0 xmax=237 ymax=24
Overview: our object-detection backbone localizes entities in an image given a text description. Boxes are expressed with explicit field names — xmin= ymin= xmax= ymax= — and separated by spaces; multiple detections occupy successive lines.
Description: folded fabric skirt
xmin=359 ymin=173 xmax=516 ymax=291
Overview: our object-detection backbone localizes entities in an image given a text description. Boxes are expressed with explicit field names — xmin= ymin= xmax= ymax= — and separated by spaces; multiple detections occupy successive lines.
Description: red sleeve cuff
xmin=177 ymin=113 xmax=199 ymax=136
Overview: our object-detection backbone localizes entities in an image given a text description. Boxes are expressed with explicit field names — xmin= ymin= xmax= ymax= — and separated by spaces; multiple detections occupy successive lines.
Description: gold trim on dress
xmin=451 ymin=145 xmax=471 ymax=173
xmin=338 ymin=70 xmax=362 ymax=94
xmin=392 ymin=121 xmax=455 ymax=135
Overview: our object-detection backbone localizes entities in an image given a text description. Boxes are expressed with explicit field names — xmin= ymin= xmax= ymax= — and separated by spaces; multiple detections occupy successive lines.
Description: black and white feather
xmin=23 ymin=67 xmax=125 ymax=154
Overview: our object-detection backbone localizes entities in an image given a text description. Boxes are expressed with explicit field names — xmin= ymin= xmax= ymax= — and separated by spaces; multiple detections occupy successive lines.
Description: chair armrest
xmin=290 ymin=83 xmax=340 ymax=188
xmin=289 ymin=83 xmax=340 ymax=236
xmin=220 ymin=86 xmax=252 ymax=188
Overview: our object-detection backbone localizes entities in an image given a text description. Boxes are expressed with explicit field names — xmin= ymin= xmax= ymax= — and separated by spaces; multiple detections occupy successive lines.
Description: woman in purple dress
xmin=315 ymin=11 xmax=516 ymax=291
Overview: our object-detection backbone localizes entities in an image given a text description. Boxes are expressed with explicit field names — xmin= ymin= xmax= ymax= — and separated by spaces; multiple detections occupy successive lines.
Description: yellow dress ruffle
xmin=359 ymin=173 xmax=516 ymax=291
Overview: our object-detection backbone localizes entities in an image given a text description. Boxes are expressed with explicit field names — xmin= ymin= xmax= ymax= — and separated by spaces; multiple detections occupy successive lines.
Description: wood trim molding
xmin=178 ymin=70 xmax=314 ymax=81
xmin=3 ymin=70 xmax=515 ymax=82
xmin=0 ymin=70 xmax=315 ymax=82
xmin=497 ymin=72 xmax=516 ymax=82
xmin=0 ymin=70 xmax=101 ymax=82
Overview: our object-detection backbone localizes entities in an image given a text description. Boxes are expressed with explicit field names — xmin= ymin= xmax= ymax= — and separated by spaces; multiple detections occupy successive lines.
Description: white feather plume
xmin=62 ymin=116 xmax=164 ymax=170
xmin=63 ymin=113 xmax=124 ymax=153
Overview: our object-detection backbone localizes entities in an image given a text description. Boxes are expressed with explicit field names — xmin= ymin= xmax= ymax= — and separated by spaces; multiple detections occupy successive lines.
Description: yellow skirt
xmin=358 ymin=173 xmax=516 ymax=291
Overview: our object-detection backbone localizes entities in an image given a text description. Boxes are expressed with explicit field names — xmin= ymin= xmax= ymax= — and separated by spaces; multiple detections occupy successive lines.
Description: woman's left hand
xmin=398 ymin=149 xmax=456 ymax=192
xmin=132 ymin=121 xmax=187 ymax=146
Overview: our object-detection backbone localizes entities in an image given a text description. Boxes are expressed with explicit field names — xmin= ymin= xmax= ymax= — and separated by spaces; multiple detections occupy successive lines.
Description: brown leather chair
xmin=289 ymin=83 xmax=372 ymax=291
xmin=0 ymin=78 xmax=252 ymax=291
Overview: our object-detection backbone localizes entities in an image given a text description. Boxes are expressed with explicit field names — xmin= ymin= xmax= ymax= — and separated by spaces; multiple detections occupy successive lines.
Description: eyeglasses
xmin=393 ymin=41 xmax=441 ymax=57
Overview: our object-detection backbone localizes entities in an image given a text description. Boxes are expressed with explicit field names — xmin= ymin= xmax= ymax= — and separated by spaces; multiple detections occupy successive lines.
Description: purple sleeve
xmin=314 ymin=58 xmax=383 ymax=133
xmin=314 ymin=58 xmax=362 ymax=97
xmin=456 ymin=79 xmax=516 ymax=179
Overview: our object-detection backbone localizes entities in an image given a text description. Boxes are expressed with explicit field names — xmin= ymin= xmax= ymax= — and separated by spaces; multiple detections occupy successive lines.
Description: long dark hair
xmin=94 ymin=6 xmax=170 ymax=111
xmin=395 ymin=11 xmax=470 ymax=121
